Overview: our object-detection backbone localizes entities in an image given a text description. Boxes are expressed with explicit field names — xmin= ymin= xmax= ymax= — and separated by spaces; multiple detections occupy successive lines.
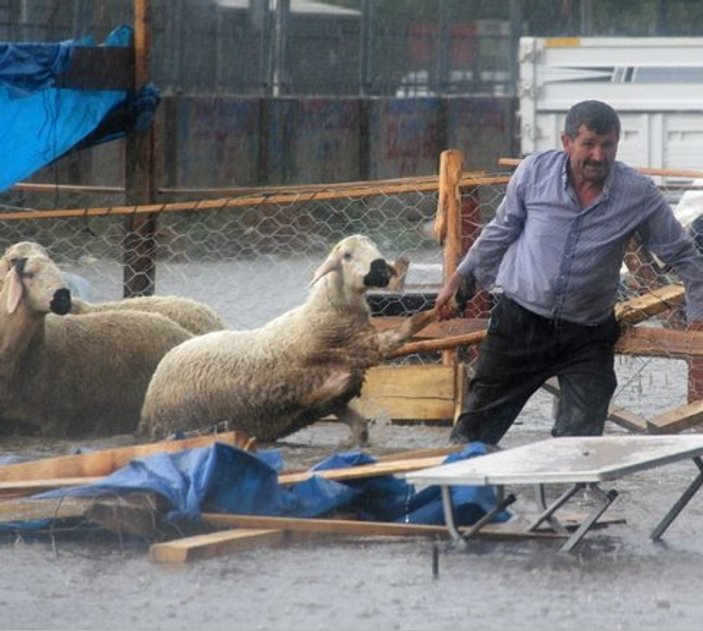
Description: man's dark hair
xmin=564 ymin=100 xmax=621 ymax=139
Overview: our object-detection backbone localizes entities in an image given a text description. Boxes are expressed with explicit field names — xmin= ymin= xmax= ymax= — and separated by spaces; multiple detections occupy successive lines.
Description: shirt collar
xmin=560 ymin=151 xmax=614 ymax=199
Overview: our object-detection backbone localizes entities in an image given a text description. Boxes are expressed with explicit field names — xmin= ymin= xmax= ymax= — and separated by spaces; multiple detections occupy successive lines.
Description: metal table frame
xmin=408 ymin=436 xmax=703 ymax=553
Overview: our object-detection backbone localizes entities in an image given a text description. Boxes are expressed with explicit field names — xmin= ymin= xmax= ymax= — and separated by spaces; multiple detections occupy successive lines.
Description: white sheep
xmin=1 ymin=242 xmax=227 ymax=335
xmin=138 ymin=234 xmax=435 ymax=444
xmin=0 ymin=252 xmax=194 ymax=437
xmin=69 ymin=295 xmax=228 ymax=335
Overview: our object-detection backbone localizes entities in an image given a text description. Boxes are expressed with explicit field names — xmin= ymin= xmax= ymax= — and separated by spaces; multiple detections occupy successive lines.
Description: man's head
xmin=564 ymin=100 xmax=621 ymax=140
xmin=562 ymin=100 xmax=621 ymax=185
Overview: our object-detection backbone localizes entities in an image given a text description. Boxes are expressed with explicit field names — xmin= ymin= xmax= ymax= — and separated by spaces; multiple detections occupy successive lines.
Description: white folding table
xmin=405 ymin=435 xmax=703 ymax=552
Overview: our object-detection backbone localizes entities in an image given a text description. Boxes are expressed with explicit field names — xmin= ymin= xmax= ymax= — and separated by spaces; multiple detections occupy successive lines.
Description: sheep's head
xmin=4 ymin=254 xmax=71 ymax=316
xmin=310 ymin=234 xmax=397 ymax=292
xmin=0 ymin=241 xmax=49 ymax=276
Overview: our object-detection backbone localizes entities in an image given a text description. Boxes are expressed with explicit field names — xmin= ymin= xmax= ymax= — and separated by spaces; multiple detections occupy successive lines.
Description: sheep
xmin=69 ymin=295 xmax=228 ymax=335
xmin=138 ymin=234 xmax=436 ymax=445
xmin=1 ymin=242 xmax=228 ymax=335
xmin=0 ymin=252 xmax=194 ymax=438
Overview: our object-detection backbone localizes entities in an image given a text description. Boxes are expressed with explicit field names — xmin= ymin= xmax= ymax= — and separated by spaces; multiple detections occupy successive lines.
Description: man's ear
xmin=560 ymin=132 xmax=570 ymax=150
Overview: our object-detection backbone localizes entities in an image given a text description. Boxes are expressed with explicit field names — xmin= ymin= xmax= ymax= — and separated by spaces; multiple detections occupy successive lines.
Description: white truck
xmin=518 ymin=36 xmax=703 ymax=224
xmin=518 ymin=36 xmax=703 ymax=171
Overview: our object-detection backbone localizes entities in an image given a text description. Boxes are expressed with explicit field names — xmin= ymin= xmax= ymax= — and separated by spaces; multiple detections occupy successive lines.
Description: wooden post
xmin=436 ymin=149 xmax=463 ymax=365
xmin=123 ymin=0 xmax=157 ymax=297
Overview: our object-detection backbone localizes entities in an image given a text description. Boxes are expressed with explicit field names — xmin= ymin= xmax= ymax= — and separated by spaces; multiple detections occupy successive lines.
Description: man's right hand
xmin=435 ymin=271 xmax=475 ymax=321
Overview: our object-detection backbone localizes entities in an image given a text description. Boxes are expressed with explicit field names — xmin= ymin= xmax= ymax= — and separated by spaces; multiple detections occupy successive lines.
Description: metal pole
xmin=359 ymin=0 xmax=372 ymax=95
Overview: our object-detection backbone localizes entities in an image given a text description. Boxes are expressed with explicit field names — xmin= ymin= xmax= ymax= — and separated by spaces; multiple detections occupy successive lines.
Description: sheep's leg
xmin=302 ymin=368 xmax=353 ymax=407
xmin=334 ymin=401 xmax=369 ymax=446
xmin=376 ymin=307 xmax=437 ymax=356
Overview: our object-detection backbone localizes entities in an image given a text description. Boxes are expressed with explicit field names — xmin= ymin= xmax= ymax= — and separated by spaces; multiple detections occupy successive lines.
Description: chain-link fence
xmin=0 ymin=175 xmax=507 ymax=332
xmin=2 ymin=169 xmax=703 ymax=429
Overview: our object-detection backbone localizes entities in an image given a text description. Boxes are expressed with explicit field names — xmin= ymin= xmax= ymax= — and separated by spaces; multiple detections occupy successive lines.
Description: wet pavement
xmin=2 ymin=377 xmax=703 ymax=630
xmin=1 ymin=253 xmax=700 ymax=630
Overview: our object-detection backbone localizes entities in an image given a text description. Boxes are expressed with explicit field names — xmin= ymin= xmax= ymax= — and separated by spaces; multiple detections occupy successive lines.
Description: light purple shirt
xmin=457 ymin=150 xmax=703 ymax=325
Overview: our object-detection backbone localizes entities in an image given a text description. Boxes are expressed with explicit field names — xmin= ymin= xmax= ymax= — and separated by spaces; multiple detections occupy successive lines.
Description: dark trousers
xmin=451 ymin=296 xmax=620 ymax=445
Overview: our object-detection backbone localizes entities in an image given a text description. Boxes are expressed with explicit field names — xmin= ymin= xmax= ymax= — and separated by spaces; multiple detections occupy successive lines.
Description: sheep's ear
xmin=5 ymin=266 xmax=23 ymax=314
xmin=386 ymin=257 xmax=410 ymax=292
xmin=308 ymin=250 xmax=341 ymax=287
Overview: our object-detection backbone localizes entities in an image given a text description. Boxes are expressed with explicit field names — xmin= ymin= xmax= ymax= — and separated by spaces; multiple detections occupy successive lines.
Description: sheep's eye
xmin=342 ymin=252 xmax=353 ymax=261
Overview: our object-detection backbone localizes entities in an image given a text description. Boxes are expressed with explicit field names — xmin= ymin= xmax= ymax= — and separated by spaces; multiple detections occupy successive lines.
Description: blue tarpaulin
xmin=0 ymin=25 xmax=159 ymax=192
xmin=0 ymin=441 xmax=510 ymax=533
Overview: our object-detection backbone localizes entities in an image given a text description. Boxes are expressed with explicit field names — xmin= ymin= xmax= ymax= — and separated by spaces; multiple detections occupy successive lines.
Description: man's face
xmin=562 ymin=124 xmax=619 ymax=184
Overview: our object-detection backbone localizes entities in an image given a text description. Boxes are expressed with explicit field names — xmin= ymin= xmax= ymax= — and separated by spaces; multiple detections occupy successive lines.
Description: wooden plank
xmin=279 ymin=456 xmax=447 ymax=485
xmin=0 ymin=477 xmax=102 ymax=498
xmin=362 ymin=364 xmax=456 ymax=421
xmin=604 ymin=408 xmax=649 ymax=434
xmin=391 ymin=330 xmax=486 ymax=358
xmin=372 ymin=399 xmax=454 ymax=420
xmin=385 ymin=285 xmax=686 ymax=360
xmin=616 ymin=327 xmax=703 ymax=359
xmin=0 ymin=175 xmax=510 ymax=222
xmin=647 ymin=400 xmax=703 ymax=434
xmin=202 ymin=512 xmax=619 ymax=537
xmin=615 ymin=284 xmax=684 ymax=324
xmin=363 ymin=365 xmax=454 ymax=398
xmin=201 ymin=514 xmax=561 ymax=541
xmin=0 ymin=445 xmax=460 ymax=498
xmin=149 ymin=529 xmax=287 ymax=563
xmin=374 ymin=446 xmax=460 ymax=461
xmin=202 ymin=514 xmax=448 ymax=538
xmin=0 ymin=492 xmax=164 ymax=525
xmin=0 ymin=431 xmax=254 ymax=483
xmin=152 ymin=508 xmax=625 ymax=564
xmin=275 ymin=445 xmax=462 ymax=478
xmin=0 ymin=497 xmax=95 ymax=522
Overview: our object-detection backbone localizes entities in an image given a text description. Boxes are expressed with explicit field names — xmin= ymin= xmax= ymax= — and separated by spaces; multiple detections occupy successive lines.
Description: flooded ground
xmin=1 ymin=256 xmax=701 ymax=630
xmin=3 ymin=378 xmax=703 ymax=631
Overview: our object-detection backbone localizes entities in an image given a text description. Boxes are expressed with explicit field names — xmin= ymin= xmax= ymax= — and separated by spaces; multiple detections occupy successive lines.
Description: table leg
xmin=559 ymin=484 xmax=618 ymax=553
xmin=651 ymin=456 xmax=703 ymax=541
xmin=440 ymin=485 xmax=464 ymax=543
xmin=527 ymin=483 xmax=585 ymax=536
xmin=440 ymin=484 xmax=516 ymax=545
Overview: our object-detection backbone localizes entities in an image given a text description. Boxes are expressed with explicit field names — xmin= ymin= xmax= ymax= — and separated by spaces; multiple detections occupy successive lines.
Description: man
xmin=435 ymin=99 xmax=703 ymax=445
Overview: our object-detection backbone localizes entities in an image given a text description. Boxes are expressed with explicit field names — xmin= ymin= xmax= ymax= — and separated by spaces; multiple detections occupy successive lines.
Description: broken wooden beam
xmin=388 ymin=283 xmax=686 ymax=358
xmin=279 ymin=455 xmax=449 ymax=485
xmin=616 ymin=327 xmax=703 ymax=360
xmin=200 ymin=513 xmax=558 ymax=540
xmin=148 ymin=513 xmax=561 ymax=564
xmin=647 ymin=400 xmax=703 ymax=434
xmin=0 ymin=477 xmax=103 ymax=499
xmin=614 ymin=283 xmax=685 ymax=325
xmin=0 ymin=431 xmax=255 ymax=483
xmin=149 ymin=529 xmax=289 ymax=563
xmin=0 ymin=492 xmax=165 ymax=527
xmin=0 ymin=446 xmax=463 ymax=498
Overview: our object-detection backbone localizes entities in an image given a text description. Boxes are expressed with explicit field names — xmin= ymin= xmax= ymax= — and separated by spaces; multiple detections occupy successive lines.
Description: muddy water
xmin=2 ymin=255 xmax=702 ymax=629
xmin=3 ymin=368 xmax=703 ymax=630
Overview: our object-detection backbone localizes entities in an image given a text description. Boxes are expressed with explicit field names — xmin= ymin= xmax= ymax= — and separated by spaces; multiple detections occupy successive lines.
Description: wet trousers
xmin=450 ymin=296 xmax=620 ymax=446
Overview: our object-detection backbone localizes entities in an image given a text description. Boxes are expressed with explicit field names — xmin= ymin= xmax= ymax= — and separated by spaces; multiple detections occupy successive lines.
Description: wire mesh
xmin=1 ymin=171 xmax=702 ymax=425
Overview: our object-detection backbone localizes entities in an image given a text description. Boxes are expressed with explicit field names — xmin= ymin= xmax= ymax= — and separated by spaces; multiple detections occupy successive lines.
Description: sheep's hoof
xmin=354 ymin=425 xmax=369 ymax=446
